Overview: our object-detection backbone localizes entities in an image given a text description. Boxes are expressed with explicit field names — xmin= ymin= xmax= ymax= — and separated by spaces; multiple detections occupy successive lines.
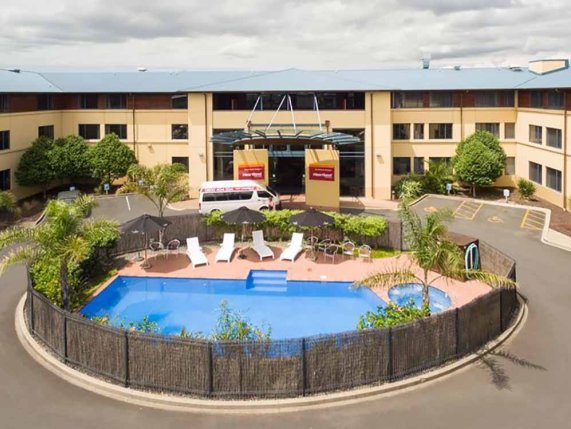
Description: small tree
xmin=15 ymin=137 xmax=56 ymax=198
xmin=117 ymin=163 xmax=188 ymax=218
xmin=424 ymin=160 xmax=455 ymax=194
xmin=88 ymin=134 xmax=137 ymax=188
xmin=454 ymin=131 xmax=506 ymax=197
xmin=517 ymin=178 xmax=536 ymax=200
xmin=0 ymin=191 xmax=17 ymax=214
xmin=50 ymin=135 xmax=91 ymax=181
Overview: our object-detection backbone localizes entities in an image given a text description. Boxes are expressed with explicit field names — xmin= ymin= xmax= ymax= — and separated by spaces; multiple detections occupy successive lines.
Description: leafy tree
xmin=423 ymin=160 xmax=455 ymax=194
xmin=398 ymin=179 xmax=424 ymax=201
xmin=517 ymin=178 xmax=536 ymax=200
xmin=88 ymin=133 xmax=137 ymax=188
xmin=117 ymin=163 xmax=188 ymax=218
xmin=15 ymin=137 xmax=56 ymax=198
xmin=357 ymin=301 xmax=429 ymax=330
xmin=0 ymin=191 xmax=17 ymax=214
xmin=355 ymin=203 xmax=516 ymax=309
xmin=50 ymin=135 xmax=91 ymax=180
xmin=0 ymin=196 xmax=118 ymax=311
xmin=453 ymin=131 xmax=507 ymax=197
xmin=210 ymin=300 xmax=271 ymax=341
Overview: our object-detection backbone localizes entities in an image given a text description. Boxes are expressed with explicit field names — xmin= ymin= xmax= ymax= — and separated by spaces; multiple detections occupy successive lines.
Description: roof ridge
xmin=179 ymin=69 xmax=291 ymax=91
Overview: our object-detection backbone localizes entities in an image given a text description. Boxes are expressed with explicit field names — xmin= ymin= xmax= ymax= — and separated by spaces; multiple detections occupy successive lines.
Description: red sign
xmin=309 ymin=165 xmax=335 ymax=182
xmin=238 ymin=164 xmax=265 ymax=180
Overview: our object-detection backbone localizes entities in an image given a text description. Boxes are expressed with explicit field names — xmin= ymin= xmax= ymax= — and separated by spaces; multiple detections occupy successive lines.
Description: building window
xmin=475 ymin=91 xmax=498 ymax=107
xmin=391 ymin=92 xmax=423 ymax=108
xmin=475 ymin=123 xmax=500 ymax=138
xmin=0 ymin=169 xmax=10 ymax=191
xmin=546 ymin=167 xmax=562 ymax=192
xmin=0 ymin=130 xmax=9 ymax=150
xmin=530 ymin=91 xmax=543 ymax=108
xmin=393 ymin=157 xmax=411 ymax=175
xmin=172 ymin=156 xmax=189 ymax=172
xmin=529 ymin=125 xmax=542 ymax=144
xmin=546 ymin=91 xmax=564 ymax=109
xmin=429 ymin=92 xmax=453 ymax=108
xmin=106 ymin=94 xmax=128 ymax=109
xmin=529 ymin=161 xmax=542 ymax=184
xmin=80 ymin=94 xmax=98 ymax=109
xmin=504 ymin=157 xmax=515 ymax=175
xmin=428 ymin=123 xmax=453 ymax=139
xmin=37 ymin=94 xmax=54 ymax=110
xmin=504 ymin=123 xmax=515 ymax=139
xmin=393 ymin=124 xmax=410 ymax=140
xmin=429 ymin=157 xmax=452 ymax=166
xmin=105 ymin=124 xmax=127 ymax=139
xmin=38 ymin=125 xmax=54 ymax=139
xmin=413 ymin=123 xmax=424 ymax=139
xmin=171 ymin=95 xmax=188 ymax=109
xmin=414 ymin=157 xmax=425 ymax=174
xmin=546 ymin=127 xmax=562 ymax=149
xmin=78 ymin=124 xmax=100 ymax=140
xmin=0 ymin=94 xmax=9 ymax=112
xmin=171 ymin=124 xmax=188 ymax=140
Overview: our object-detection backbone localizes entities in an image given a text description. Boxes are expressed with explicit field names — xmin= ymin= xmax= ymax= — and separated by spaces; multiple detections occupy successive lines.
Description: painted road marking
xmin=424 ymin=206 xmax=438 ymax=213
xmin=125 ymin=196 xmax=131 ymax=211
xmin=520 ymin=209 xmax=545 ymax=230
xmin=453 ymin=201 xmax=483 ymax=220
xmin=488 ymin=216 xmax=503 ymax=223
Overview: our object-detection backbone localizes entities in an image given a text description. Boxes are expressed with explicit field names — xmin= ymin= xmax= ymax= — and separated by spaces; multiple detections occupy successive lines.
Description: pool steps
xmin=246 ymin=270 xmax=288 ymax=292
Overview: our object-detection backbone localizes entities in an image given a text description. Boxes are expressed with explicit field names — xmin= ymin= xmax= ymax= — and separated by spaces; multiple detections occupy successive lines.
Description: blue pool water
xmin=388 ymin=283 xmax=452 ymax=313
xmin=81 ymin=271 xmax=386 ymax=339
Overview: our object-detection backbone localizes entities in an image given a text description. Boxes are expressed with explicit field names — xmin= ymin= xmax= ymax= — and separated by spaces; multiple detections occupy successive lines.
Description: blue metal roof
xmin=2 ymin=65 xmax=571 ymax=93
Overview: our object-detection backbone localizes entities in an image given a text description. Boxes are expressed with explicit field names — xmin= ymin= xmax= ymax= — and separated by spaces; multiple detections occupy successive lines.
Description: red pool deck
xmin=117 ymin=245 xmax=491 ymax=308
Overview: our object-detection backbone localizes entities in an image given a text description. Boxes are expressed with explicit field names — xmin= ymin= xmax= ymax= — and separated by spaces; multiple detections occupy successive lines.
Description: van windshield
xmin=266 ymin=186 xmax=278 ymax=197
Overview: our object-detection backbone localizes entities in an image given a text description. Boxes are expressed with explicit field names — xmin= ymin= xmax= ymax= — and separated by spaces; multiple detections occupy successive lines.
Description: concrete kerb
xmin=411 ymin=194 xmax=571 ymax=252
xmin=15 ymin=292 xmax=527 ymax=415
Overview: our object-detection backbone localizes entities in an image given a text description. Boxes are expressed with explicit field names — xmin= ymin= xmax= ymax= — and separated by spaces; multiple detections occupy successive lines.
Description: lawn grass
xmin=371 ymin=248 xmax=402 ymax=259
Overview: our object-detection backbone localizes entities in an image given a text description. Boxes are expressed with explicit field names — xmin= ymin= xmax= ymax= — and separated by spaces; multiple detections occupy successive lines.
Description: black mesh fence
xmin=30 ymin=291 xmax=66 ymax=357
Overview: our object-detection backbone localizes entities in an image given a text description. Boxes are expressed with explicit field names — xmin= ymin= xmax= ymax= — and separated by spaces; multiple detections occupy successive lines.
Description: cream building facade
xmin=0 ymin=60 xmax=570 ymax=209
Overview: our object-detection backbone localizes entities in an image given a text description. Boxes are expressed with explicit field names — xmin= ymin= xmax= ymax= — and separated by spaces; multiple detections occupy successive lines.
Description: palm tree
xmin=356 ymin=203 xmax=516 ymax=310
xmin=0 ymin=196 xmax=118 ymax=311
xmin=0 ymin=191 xmax=17 ymax=214
xmin=117 ymin=163 xmax=189 ymax=218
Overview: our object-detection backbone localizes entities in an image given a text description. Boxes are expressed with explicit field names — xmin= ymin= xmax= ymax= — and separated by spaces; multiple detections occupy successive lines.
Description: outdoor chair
xmin=185 ymin=237 xmax=209 ymax=268
xmin=252 ymin=230 xmax=274 ymax=261
xmin=166 ymin=239 xmax=180 ymax=258
xmin=306 ymin=236 xmax=319 ymax=249
xmin=324 ymin=244 xmax=339 ymax=263
xmin=215 ymin=233 xmax=236 ymax=263
xmin=341 ymin=241 xmax=356 ymax=259
xmin=149 ymin=240 xmax=165 ymax=259
xmin=317 ymin=238 xmax=332 ymax=253
xmin=358 ymin=244 xmax=372 ymax=262
xmin=280 ymin=232 xmax=304 ymax=261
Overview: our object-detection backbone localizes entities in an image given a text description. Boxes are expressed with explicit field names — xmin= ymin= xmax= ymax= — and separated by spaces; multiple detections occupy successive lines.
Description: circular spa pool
xmin=388 ymin=283 xmax=452 ymax=313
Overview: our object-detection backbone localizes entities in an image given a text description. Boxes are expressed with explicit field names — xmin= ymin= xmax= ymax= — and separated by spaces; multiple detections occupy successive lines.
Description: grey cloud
xmin=398 ymin=0 xmax=520 ymax=15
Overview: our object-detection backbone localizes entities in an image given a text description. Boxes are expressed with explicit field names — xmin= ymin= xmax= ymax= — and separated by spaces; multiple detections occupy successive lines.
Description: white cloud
xmin=0 ymin=0 xmax=569 ymax=70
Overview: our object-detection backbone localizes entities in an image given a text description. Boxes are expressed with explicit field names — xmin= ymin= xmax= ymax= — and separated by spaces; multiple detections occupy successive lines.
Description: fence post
xmin=63 ymin=314 xmax=68 ymax=362
xmin=301 ymin=338 xmax=307 ymax=396
xmin=124 ymin=331 xmax=130 ymax=387
xmin=388 ymin=327 xmax=393 ymax=380
xmin=455 ymin=307 xmax=460 ymax=357
xmin=28 ymin=280 xmax=34 ymax=333
xmin=207 ymin=341 xmax=213 ymax=396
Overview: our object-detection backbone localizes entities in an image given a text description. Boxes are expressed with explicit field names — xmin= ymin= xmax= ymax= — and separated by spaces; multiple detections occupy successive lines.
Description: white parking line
xmin=125 ymin=196 xmax=131 ymax=211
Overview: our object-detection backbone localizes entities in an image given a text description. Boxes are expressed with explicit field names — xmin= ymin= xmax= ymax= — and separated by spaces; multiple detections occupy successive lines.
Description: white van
xmin=198 ymin=180 xmax=282 ymax=215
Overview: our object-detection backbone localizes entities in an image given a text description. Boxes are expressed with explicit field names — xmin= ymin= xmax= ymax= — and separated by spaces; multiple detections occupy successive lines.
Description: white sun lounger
xmin=215 ymin=233 xmax=236 ymax=263
xmin=279 ymin=232 xmax=304 ymax=261
xmin=252 ymin=230 xmax=274 ymax=261
xmin=186 ymin=237 xmax=208 ymax=268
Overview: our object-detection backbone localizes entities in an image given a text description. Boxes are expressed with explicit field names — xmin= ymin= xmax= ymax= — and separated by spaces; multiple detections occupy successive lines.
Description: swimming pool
xmin=388 ymin=283 xmax=452 ymax=313
xmin=81 ymin=271 xmax=386 ymax=339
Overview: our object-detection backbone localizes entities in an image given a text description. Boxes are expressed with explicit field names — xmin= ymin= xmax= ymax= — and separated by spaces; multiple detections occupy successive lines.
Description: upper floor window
xmin=530 ymin=91 xmax=543 ymax=108
xmin=546 ymin=127 xmax=562 ymax=149
xmin=171 ymin=124 xmax=188 ymax=140
xmin=78 ymin=124 xmax=100 ymax=140
xmin=393 ymin=124 xmax=410 ymax=140
xmin=38 ymin=125 xmax=54 ymax=139
xmin=474 ymin=91 xmax=514 ymax=107
xmin=171 ymin=95 xmax=188 ymax=109
xmin=504 ymin=123 xmax=515 ymax=139
xmin=529 ymin=161 xmax=542 ymax=184
xmin=504 ymin=157 xmax=516 ymax=175
xmin=212 ymin=92 xmax=364 ymax=111
xmin=546 ymin=167 xmax=562 ymax=192
xmin=105 ymin=124 xmax=127 ymax=139
xmin=475 ymin=123 xmax=500 ymax=138
xmin=0 ymin=169 xmax=10 ymax=191
xmin=529 ymin=125 xmax=542 ymax=144
xmin=546 ymin=91 xmax=564 ymax=109
xmin=37 ymin=94 xmax=54 ymax=110
xmin=429 ymin=92 xmax=453 ymax=108
xmin=80 ymin=94 xmax=98 ymax=109
xmin=391 ymin=91 xmax=423 ymax=108
xmin=413 ymin=123 xmax=425 ymax=139
xmin=428 ymin=123 xmax=453 ymax=139
xmin=0 ymin=130 xmax=9 ymax=150
xmin=172 ymin=156 xmax=189 ymax=172
xmin=393 ymin=157 xmax=411 ymax=175
xmin=0 ymin=94 xmax=9 ymax=112
xmin=107 ymin=94 xmax=128 ymax=109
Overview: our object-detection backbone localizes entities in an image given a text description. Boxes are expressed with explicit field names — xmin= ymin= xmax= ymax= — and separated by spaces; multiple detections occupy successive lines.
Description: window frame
xmin=0 ymin=130 xmax=10 ymax=150
xmin=529 ymin=125 xmax=542 ymax=144
xmin=546 ymin=167 xmax=562 ymax=192
xmin=0 ymin=168 xmax=11 ymax=191
xmin=171 ymin=94 xmax=188 ymax=109
xmin=546 ymin=127 xmax=562 ymax=149
xmin=393 ymin=157 xmax=411 ymax=175
xmin=413 ymin=123 xmax=424 ymax=140
xmin=0 ymin=94 xmax=9 ymax=112
xmin=78 ymin=124 xmax=101 ymax=140
xmin=106 ymin=94 xmax=128 ymax=109
xmin=171 ymin=124 xmax=189 ymax=140
xmin=475 ymin=122 xmax=500 ymax=138
xmin=413 ymin=157 xmax=425 ymax=174
xmin=504 ymin=157 xmax=515 ymax=175
xmin=104 ymin=124 xmax=128 ymax=139
xmin=171 ymin=156 xmax=189 ymax=172
xmin=529 ymin=161 xmax=542 ymax=184
xmin=79 ymin=94 xmax=98 ymax=109
xmin=392 ymin=123 xmax=411 ymax=140
xmin=428 ymin=123 xmax=453 ymax=139
xmin=37 ymin=94 xmax=54 ymax=111
xmin=504 ymin=123 xmax=515 ymax=139
xmin=38 ymin=125 xmax=54 ymax=139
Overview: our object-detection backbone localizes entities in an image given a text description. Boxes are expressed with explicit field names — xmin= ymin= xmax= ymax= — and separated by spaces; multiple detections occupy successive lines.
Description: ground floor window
xmin=429 ymin=157 xmax=452 ymax=166
xmin=172 ymin=156 xmax=189 ymax=173
xmin=529 ymin=161 xmax=542 ymax=184
xmin=105 ymin=124 xmax=127 ymax=139
xmin=213 ymin=129 xmax=242 ymax=181
xmin=546 ymin=167 xmax=562 ymax=192
xmin=413 ymin=157 xmax=424 ymax=174
xmin=38 ymin=125 xmax=54 ymax=139
xmin=504 ymin=157 xmax=515 ymax=175
xmin=78 ymin=124 xmax=100 ymax=140
xmin=0 ymin=169 xmax=10 ymax=191
xmin=393 ymin=157 xmax=411 ymax=175
xmin=336 ymin=128 xmax=365 ymax=197
xmin=476 ymin=122 xmax=500 ymax=138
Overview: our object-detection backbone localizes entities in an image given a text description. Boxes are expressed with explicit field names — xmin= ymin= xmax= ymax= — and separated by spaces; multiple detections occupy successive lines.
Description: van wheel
xmin=210 ymin=209 xmax=221 ymax=214
xmin=260 ymin=206 xmax=269 ymax=211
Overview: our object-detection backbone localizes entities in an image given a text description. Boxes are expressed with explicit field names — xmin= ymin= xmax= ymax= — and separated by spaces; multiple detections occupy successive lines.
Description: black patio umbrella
xmin=290 ymin=208 xmax=334 ymax=228
xmin=221 ymin=206 xmax=265 ymax=243
xmin=120 ymin=214 xmax=172 ymax=268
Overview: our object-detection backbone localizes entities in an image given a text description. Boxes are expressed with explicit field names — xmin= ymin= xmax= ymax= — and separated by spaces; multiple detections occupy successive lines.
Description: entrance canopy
xmin=211 ymin=129 xmax=360 ymax=147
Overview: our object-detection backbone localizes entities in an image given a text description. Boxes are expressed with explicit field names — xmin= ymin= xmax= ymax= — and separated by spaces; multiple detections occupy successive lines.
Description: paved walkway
xmin=1 ymin=197 xmax=571 ymax=428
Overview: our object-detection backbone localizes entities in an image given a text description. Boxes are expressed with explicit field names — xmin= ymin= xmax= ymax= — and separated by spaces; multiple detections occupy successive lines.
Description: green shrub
xmin=262 ymin=209 xmax=302 ymax=240
xmin=210 ymin=300 xmax=271 ymax=341
xmin=517 ymin=178 xmax=536 ymax=200
xmin=424 ymin=160 xmax=455 ymax=194
xmin=331 ymin=213 xmax=387 ymax=241
xmin=394 ymin=175 xmax=425 ymax=199
xmin=398 ymin=179 xmax=424 ymax=201
xmin=357 ymin=301 xmax=429 ymax=330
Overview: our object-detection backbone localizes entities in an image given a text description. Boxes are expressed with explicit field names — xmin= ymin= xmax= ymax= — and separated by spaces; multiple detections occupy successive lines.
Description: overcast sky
xmin=1 ymin=0 xmax=570 ymax=71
